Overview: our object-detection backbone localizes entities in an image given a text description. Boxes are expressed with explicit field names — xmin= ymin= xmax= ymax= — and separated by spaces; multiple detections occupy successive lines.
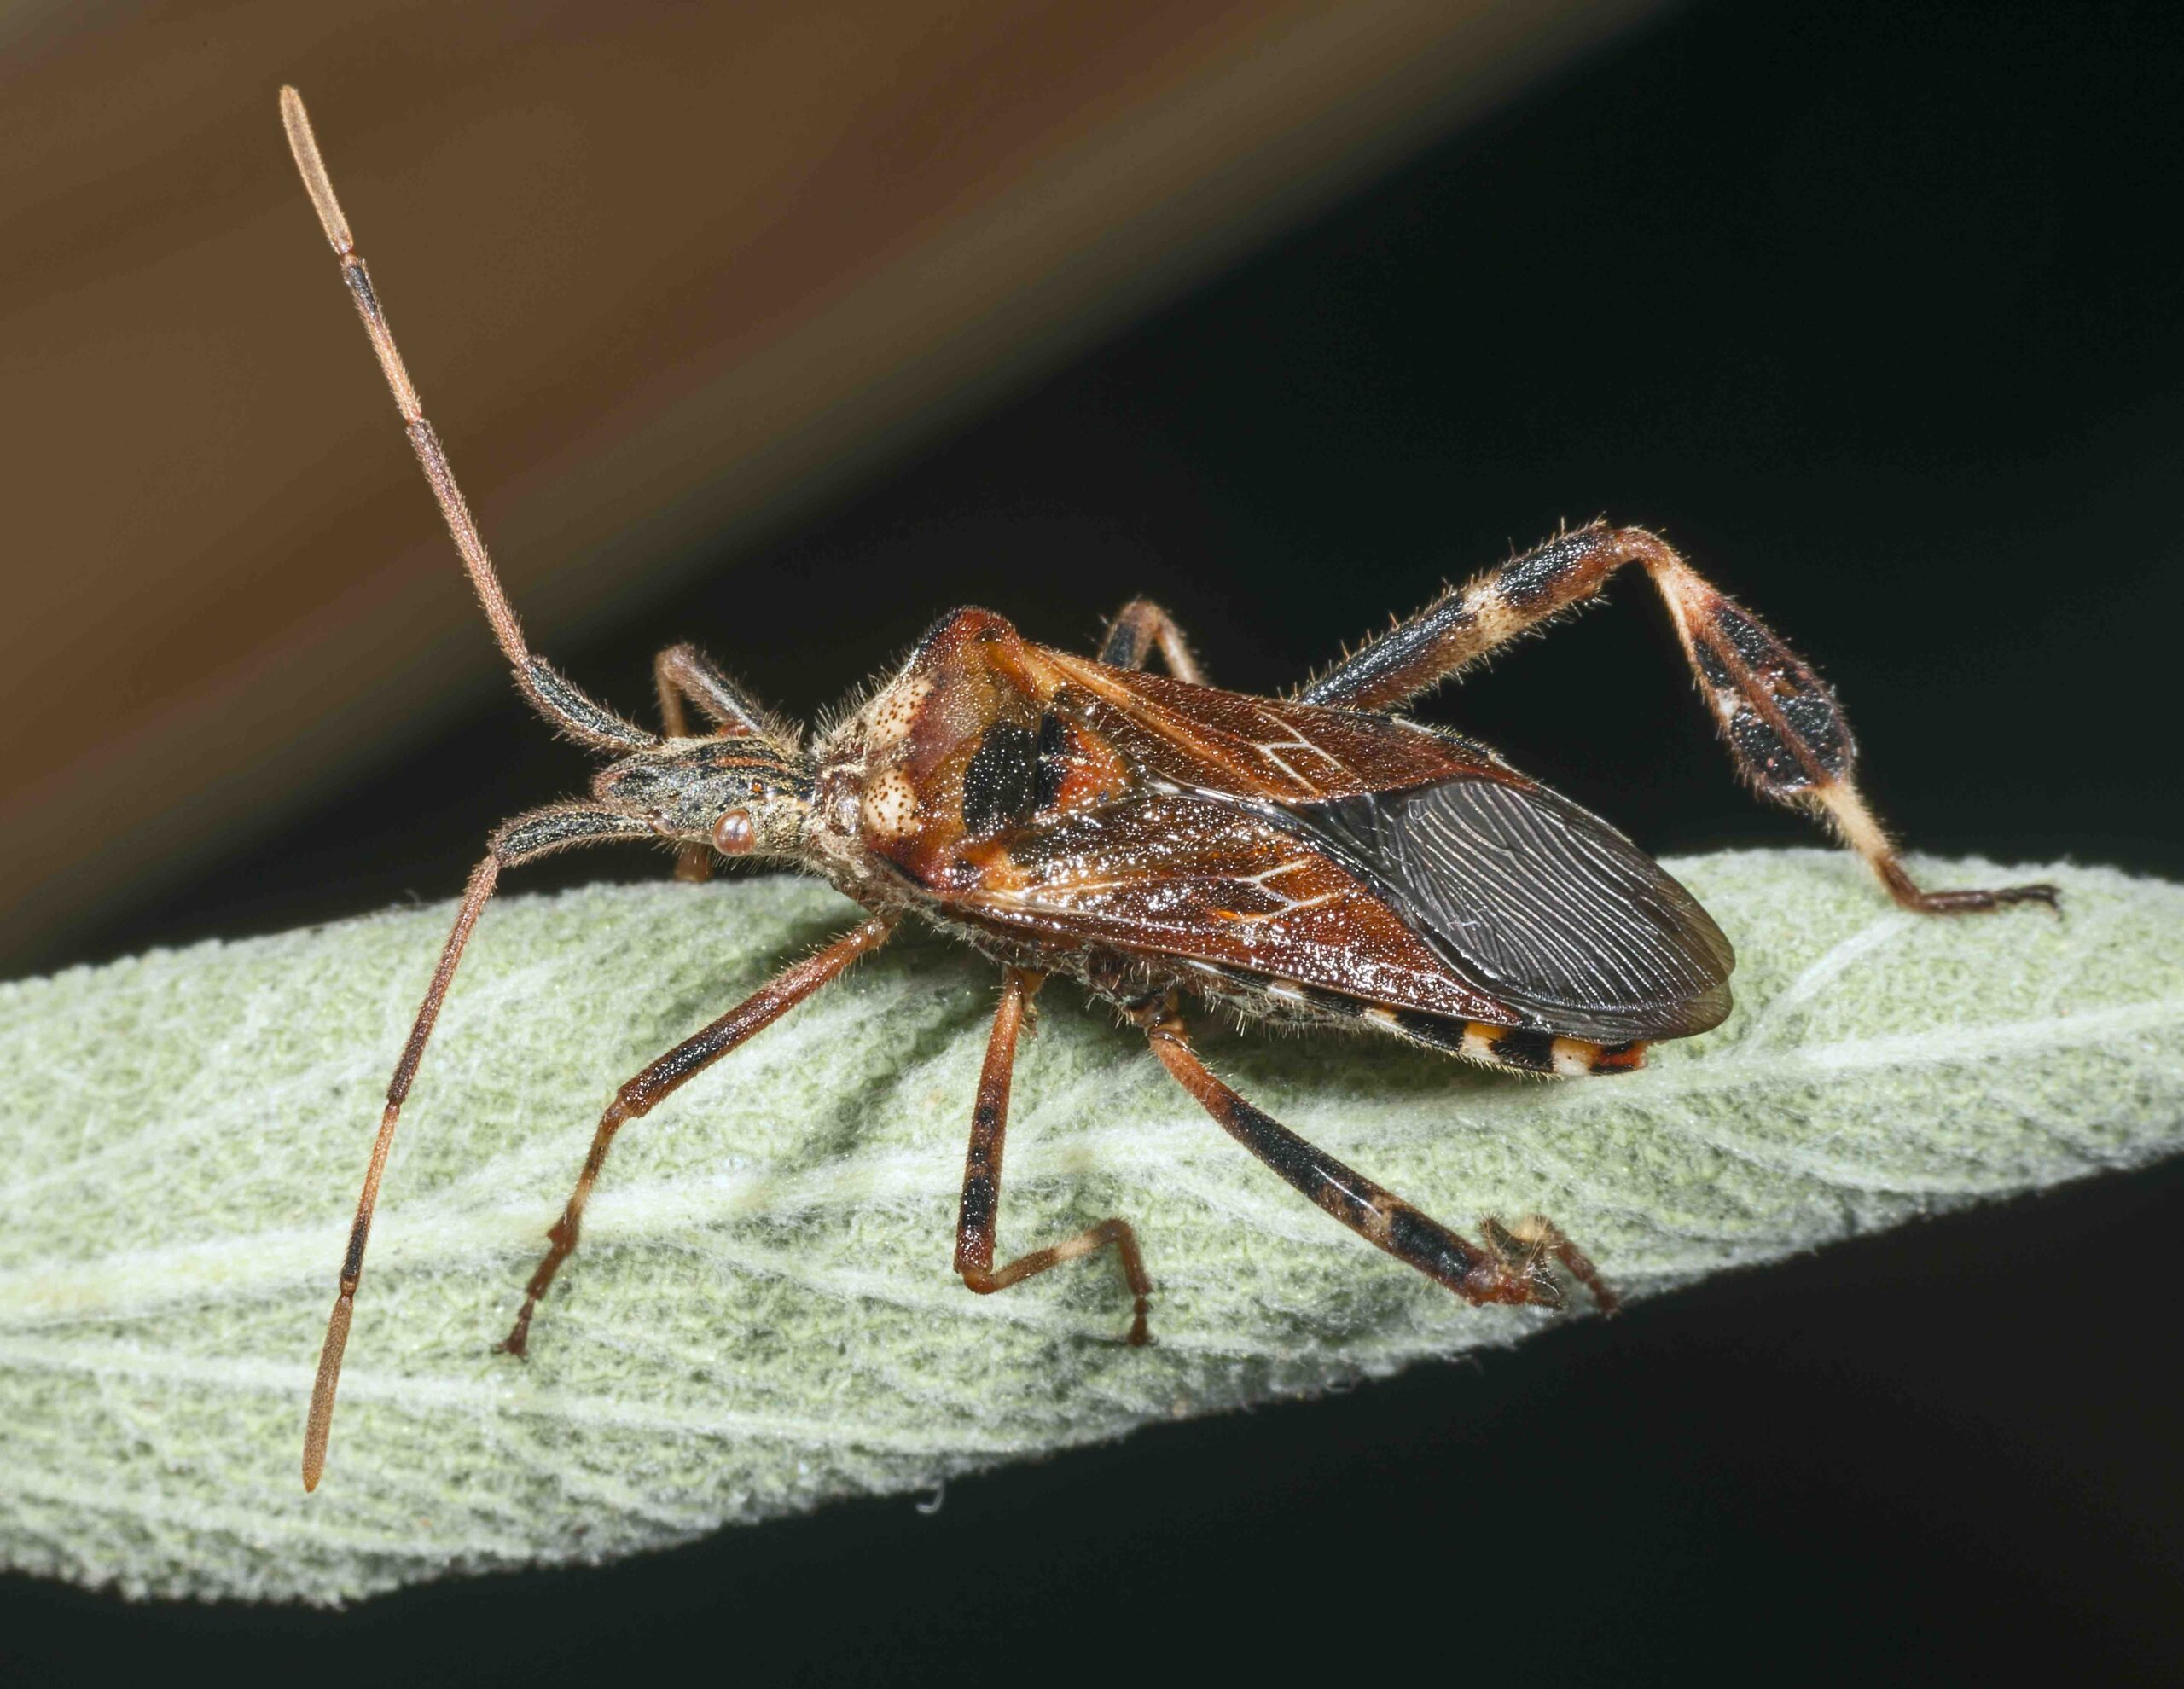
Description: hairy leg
xmin=654 ymin=642 xmax=771 ymax=737
xmin=1301 ymin=523 xmax=2057 ymax=914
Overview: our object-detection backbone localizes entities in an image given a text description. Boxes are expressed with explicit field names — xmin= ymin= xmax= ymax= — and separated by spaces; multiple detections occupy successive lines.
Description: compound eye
xmin=712 ymin=808 xmax=756 ymax=856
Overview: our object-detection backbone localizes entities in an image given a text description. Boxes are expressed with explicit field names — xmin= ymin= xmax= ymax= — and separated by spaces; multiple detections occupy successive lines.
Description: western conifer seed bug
xmin=281 ymin=87 xmax=2059 ymax=1491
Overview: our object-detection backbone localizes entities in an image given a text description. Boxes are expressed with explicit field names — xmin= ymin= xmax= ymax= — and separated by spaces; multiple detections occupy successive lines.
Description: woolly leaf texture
xmin=2 ymin=850 xmax=2178 ymax=1603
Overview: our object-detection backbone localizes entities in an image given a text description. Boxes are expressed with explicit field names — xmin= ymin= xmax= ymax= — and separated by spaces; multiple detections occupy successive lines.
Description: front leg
xmin=1301 ymin=523 xmax=2057 ymax=915
xmin=498 ymin=914 xmax=897 ymax=1357
xmin=954 ymin=967 xmax=1153 ymax=1343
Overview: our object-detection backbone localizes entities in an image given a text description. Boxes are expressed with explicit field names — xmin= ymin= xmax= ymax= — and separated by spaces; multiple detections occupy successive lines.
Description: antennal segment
xmin=278 ymin=87 xmax=653 ymax=752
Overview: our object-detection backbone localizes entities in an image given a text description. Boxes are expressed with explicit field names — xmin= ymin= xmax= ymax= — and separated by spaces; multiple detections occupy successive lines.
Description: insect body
xmin=281 ymin=89 xmax=2058 ymax=1490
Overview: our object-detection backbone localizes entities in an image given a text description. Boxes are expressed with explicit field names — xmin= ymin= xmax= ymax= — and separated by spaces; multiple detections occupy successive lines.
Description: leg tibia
xmin=497 ymin=914 xmax=895 ymax=1358
xmin=1144 ymin=1009 xmax=1614 ymax=1312
xmin=1637 ymin=546 xmax=1856 ymax=802
xmin=955 ymin=969 xmax=1152 ymax=1342
xmin=1629 ymin=537 xmax=2055 ymax=912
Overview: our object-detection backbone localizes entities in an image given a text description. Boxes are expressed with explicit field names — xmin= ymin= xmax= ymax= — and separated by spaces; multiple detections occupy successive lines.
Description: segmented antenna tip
xmin=301 ymin=1291 xmax=353 ymax=1493
xmin=280 ymin=86 xmax=354 ymax=256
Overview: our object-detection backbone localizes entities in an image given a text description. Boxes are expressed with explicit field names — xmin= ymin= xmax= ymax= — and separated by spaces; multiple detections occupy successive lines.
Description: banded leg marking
xmin=955 ymin=968 xmax=1153 ymax=1344
xmin=497 ymin=914 xmax=897 ymax=1361
xmin=1300 ymin=522 xmax=2058 ymax=916
xmin=1141 ymin=1004 xmax=1616 ymax=1312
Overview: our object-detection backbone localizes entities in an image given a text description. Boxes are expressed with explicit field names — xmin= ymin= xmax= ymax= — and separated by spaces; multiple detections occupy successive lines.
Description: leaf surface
xmin=2 ymin=851 xmax=2178 ymax=1602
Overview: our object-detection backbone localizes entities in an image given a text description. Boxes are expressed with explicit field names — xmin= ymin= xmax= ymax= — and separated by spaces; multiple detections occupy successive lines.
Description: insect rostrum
xmin=279 ymin=88 xmax=2058 ymax=1493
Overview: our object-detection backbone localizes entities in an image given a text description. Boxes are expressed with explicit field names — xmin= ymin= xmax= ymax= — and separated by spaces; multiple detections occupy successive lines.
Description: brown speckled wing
xmin=951 ymin=792 xmax=1519 ymax=1024
xmin=947 ymin=650 xmax=1735 ymax=1040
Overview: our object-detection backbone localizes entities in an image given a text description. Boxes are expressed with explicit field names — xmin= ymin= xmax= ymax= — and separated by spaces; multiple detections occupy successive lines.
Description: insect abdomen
xmin=1173 ymin=958 xmax=1647 ymax=1076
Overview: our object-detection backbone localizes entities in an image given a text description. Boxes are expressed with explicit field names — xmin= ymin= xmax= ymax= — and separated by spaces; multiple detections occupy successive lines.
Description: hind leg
xmin=1140 ymin=998 xmax=1616 ymax=1314
xmin=1299 ymin=523 xmax=2057 ymax=914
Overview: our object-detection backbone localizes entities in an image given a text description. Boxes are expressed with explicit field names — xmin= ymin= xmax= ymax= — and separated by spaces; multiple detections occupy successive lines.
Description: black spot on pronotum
xmin=961 ymin=720 xmax=1040 ymax=836
xmin=1031 ymin=711 xmax=1068 ymax=812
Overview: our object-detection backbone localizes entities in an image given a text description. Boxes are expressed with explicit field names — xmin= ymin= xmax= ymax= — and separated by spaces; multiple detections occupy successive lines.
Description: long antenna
xmin=277 ymin=87 xmax=652 ymax=752
xmin=281 ymin=86 xmax=537 ymax=670
xmin=278 ymin=86 xmax=665 ymax=1493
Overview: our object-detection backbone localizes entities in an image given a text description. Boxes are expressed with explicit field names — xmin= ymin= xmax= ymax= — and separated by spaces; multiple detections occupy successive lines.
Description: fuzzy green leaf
xmin=2 ymin=850 xmax=2179 ymax=1603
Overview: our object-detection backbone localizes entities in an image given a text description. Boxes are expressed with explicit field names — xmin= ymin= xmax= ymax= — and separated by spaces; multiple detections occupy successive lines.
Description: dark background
xmin=9 ymin=0 xmax=2184 ymax=1681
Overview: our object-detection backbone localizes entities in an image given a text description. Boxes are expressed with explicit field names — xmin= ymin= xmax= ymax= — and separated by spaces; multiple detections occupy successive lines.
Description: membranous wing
xmin=950 ymin=653 xmax=1734 ymax=1041
xmin=1282 ymin=775 xmax=1733 ymax=1040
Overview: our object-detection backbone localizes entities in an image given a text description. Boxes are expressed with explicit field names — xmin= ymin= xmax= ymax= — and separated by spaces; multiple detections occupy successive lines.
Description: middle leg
xmin=953 ymin=967 xmax=1153 ymax=1343
xmin=1099 ymin=598 xmax=1205 ymax=683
